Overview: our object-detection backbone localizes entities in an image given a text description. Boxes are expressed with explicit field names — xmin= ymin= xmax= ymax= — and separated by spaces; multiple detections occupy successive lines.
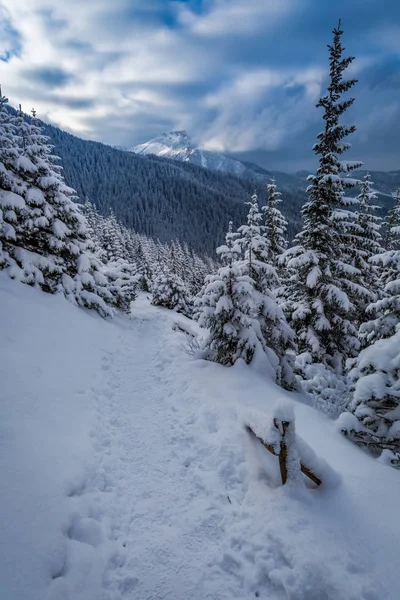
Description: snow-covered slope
xmin=131 ymin=131 xmax=270 ymax=180
xmin=1 ymin=275 xmax=400 ymax=600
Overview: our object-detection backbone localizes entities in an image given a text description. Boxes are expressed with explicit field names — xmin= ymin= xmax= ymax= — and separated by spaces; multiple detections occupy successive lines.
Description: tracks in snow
xmin=47 ymin=308 xmax=387 ymax=600
xmin=49 ymin=312 xmax=235 ymax=600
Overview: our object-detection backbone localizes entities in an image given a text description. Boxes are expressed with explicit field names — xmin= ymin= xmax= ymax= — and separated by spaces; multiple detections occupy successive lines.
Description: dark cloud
xmin=0 ymin=7 xmax=21 ymax=62
xmin=3 ymin=0 xmax=400 ymax=172
xmin=23 ymin=66 xmax=74 ymax=89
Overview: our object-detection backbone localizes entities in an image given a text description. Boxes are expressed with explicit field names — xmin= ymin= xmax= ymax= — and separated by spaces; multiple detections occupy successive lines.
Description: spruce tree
xmin=2 ymin=104 xmax=115 ymax=316
xmin=384 ymin=188 xmax=400 ymax=250
xmin=238 ymin=195 xmax=296 ymax=388
xmin=103 ymin=259 xmax=138 ymax=313
xmin=0 ymin=92 xmax=26 ymax=269
xmin=359 ymin=250 xmax=400 ymax=347
xmin=341 ymin=286 xmax=400 ymax=466
xmin=195 ymin=222 xmax=262 ymax=366
xmin=82 ymin=199 xmax=107 ymax=261
xmin=101 ymin=211 xmax=125 ymax=262
xmin=280 ymin=21 xmax=364 ymax=371
xmin=135 ymin=240 xmax=153 ymax=292
xmin=340 ymin=187 xmax=400 ymax=462
xmin=263 ymin=179 xmax=288 ymax=267
xmin=8 ymin=107 xmax=84 ymax=291
xmin=152 ymin=269 xmax=191 ymax=316
xmin=353 ymin=174 xmax=384 ymax=312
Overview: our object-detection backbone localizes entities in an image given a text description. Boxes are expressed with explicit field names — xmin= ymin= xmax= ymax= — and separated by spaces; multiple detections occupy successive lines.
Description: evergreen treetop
xmin=281 ymin=21 xmax=364 ymax=370
xmin=263 ymin=179 xmax=288 ymax=266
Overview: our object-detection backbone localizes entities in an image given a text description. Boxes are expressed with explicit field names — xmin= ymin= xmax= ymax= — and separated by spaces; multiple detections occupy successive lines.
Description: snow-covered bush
xmin=151 ymin=270 xmax=191 ymax=316
xmin=296 ymin=353 xmax=350 ymax=418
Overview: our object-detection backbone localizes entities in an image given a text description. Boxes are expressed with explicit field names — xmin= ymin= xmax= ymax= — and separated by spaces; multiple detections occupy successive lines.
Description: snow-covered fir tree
xmin=280 ymin=21 xmax=365 ymax=372
xmin=237 ymin=194 xmax=296 ymax=388
xmin=0 ymin=92 xmax=26 ymax=269
xmin=0 ymin=102 xmax=116 ymax=316
xmin=195 ymin=222 xmax=263 ymax=367
xmin=340 ymin=192 xmax=400 ymax=464
xmin=263 ymin=179 xmax=288 ymax=267
xmin=384 ymin=188 xmax=400 ymax=250
xmin=101 ymin=210 xmax=125 ymax=262
xmin=359 ymin=250 xmax=400 ymax=347
xmin=340 ymin=307 xmax=400 ymax=467
xmin=353 ymin=174 xmax=384 ymax=315
xmin=151 ymin=269 xmax=191 ymax=316
xmin=134 ymin=240 xmax=153 ymax=292
xmin=102 ymin=259 xmax=138 ymax=313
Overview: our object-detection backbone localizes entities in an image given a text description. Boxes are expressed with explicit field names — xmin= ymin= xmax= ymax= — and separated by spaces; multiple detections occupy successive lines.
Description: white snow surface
xmin=1 ymin=274 xmax=399 ymax=600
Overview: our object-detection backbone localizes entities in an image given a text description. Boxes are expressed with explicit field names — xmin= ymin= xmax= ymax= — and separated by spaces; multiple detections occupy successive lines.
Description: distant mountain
xmin=131 ymin=130 xmax=273 ymax=182
xmin=131 ymin=131 xmax=400 ymax=200
xmin=29 ymin=118 xmax=305 ymax=254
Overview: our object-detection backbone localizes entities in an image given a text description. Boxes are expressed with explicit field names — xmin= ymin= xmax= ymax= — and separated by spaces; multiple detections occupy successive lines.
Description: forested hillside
xmin=5 ymin=105 xmax=306 ymax=254
xmin=46 ymin=123 xmax=307 ymax=253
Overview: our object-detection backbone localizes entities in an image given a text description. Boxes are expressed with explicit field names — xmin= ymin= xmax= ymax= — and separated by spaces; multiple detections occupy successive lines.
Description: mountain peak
xmin=130 ymin=130 xmax=194 ymax=161
xmin=130 ymin=131 xmax=274 ymax=183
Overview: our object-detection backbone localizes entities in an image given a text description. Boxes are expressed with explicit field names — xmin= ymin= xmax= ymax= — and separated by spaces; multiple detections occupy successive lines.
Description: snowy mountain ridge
xmin=130 ymin=130 xmax=270 ymax=180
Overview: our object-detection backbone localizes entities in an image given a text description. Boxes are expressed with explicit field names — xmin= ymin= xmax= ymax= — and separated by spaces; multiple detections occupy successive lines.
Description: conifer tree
xmin=1 ymin=103 xmax=116 ymax=316
xmin=101 ymin=211 xmax=125 ymax=262
xmin=341 ymin=269 xmax=400 ymax=465
xmin=280 ymin=21 xmax=364 ymax=371
xmin=195 ymin=222 xmax=263 ymax=366
xmin=82 ymin=199 xmax=106 ymax=260
xmin=263 ymin=179 xmax=288 ymax=267
xmin=135 ymin=240 xmax=153 ymax=292
xmin=7 ymin=107 xmax=84 ymax=290
xmin=359 ymin=250 xmax=400 ymax=347
xmin=0 ymin=91 xmax=26 ymax=269
xmin=151 ymin=268 xmax=191 ymax=316
xmin=340 ymin=188 xmax=400 ymax=463
xmin=238 ymin=195 xmax=296 ymax=388
xmin=102 ymin=259 xmax=138 ymax=313
xmin=384 ymin=188 xmax=400 ymax=250
xmin=353 ymin=173 xmax=384 ymax=310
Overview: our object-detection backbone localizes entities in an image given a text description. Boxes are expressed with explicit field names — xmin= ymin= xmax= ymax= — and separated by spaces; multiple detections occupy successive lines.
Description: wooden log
xmin=246 ymin=423 xmax=322 ymax=487
xmin=275 ymin=419 xmax=289 ymax=485
xmin=300 ymin=464 xmax=321 ymax=487
xmin=245 ymin=425 xmax=278 ymax=456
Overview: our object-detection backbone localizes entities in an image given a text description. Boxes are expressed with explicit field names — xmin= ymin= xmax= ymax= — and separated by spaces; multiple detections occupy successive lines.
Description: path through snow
xmin=1 ymin=279 xmax=398 ymax=600
xmin=49 ymin=299 xmax=392 ymax=600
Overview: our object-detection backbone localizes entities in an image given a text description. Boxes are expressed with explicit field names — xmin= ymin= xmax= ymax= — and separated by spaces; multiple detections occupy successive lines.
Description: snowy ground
xmin=1 ymin=274 xmax=399 ymax=600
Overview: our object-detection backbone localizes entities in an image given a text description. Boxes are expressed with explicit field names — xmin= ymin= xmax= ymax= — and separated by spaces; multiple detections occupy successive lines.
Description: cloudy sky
xmin=0 ymin=0 xmax=399 ymax=172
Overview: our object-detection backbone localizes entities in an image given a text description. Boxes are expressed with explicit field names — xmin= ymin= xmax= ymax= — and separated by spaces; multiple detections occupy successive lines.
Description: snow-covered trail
xmin=48 ymin=302 xmax=394 ymax=600
xmin=79 ymin=311 xmax=229 ymax=600
xmin=1 ymin=279 xmax=399 ymax=600
xmin=44 ymin=305 xmax=228 ymax=600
